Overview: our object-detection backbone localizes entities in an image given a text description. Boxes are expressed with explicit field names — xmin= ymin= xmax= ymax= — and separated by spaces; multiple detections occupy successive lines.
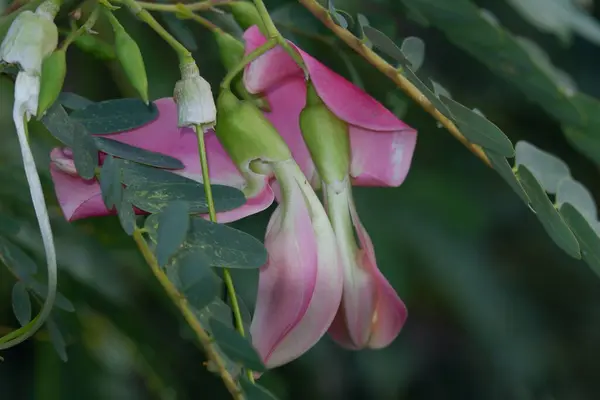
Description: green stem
xmin=221 ymin=38 xmax=276 ymax=89
xmin=173 ymin=4 xmax=221 ymax=32
xmin=61 ymin=6 xmax=100 ymax=50
xmin=133 ymin=0 xmax=234 ymax=12
xmin=252 ymin=0 xmax=306 ymax=74
xmin=195 ymin=125 xmax=254 ymax=384
xmin=132 ymin=227 xmax=244 ymax=399
xmin=119 ymin=0 xmax=192 ymax=63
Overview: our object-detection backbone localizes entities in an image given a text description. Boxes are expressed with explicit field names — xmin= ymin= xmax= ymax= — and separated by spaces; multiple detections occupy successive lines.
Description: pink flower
xmin=243 ymin=27 xmax=413 ymax=350
xmin=49 ymin=98 xmax=274 ymax=223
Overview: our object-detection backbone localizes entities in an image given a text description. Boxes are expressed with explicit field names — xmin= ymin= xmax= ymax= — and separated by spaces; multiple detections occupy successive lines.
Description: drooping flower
xmin=243 ymin=27 xmax=415 ymax=349
xmin=49 ymin=98 xmax=274 ymax=223
xmin=215 ymin=89 xmax=343 ymax=368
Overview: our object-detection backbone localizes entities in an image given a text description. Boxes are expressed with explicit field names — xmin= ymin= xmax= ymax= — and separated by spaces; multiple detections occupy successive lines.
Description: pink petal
xmin=50 ymin=164 xmax=110 ymax=221
xmin=250 ymin=163 xmax=343 ymax=368
xmin=349 ymin=125 xmax=417 ymax=187
xmin=243 ymin=26 xmax=416 ymax=132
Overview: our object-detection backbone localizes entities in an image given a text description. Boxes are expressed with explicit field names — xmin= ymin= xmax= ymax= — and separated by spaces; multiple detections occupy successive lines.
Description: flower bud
xmin=50 ymin=148 xmax=78 ymax=176
xmin=73 ymin=34 xmax=116 ymax=61
xmin=107 ymin=12 xmax=149 ymax=104
xmin=14 ymin=71 xmax=40 ymax=119
xmin=213 ymin=31 xmax=270 ymax=111
xmin=229 ymin=1 xmax=267 ymax=35
xmin=0 ymin=0 xmax=59 ymax=76
xmin=173 ymin=61 xmax=216 ymax=129
xmin=300 ymin=82 xmax=350 ymax=184
xmin=37 ymin=49 xmax=66 ymax=117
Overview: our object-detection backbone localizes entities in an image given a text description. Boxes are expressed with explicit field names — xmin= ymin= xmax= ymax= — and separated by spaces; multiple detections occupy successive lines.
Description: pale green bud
xmin=173 ymin=61 xmax=217 ymax=129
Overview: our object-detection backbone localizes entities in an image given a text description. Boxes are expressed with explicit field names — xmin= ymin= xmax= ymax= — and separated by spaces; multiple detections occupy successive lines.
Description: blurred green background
xmin=2 ymin=0 xmax=600 ymax=399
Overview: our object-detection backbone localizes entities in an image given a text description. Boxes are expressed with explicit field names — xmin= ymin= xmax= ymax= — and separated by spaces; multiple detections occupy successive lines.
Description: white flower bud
xmin=173 ymin=61 xmax=217 ymax=129
xmin=0 ymin=1 xmax=59 ymax=76
xmin=14 ymin=72 xmax=40 ymax=120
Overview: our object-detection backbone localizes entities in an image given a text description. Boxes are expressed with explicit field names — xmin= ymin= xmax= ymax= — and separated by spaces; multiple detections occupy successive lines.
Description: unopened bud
xmin=173 ymin=61 xmax=216 ymax=129
xmin=50 ymin=148 xmax=78 ymax=176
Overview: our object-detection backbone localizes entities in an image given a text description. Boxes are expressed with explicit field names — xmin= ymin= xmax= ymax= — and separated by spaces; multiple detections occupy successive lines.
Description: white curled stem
xmin=0 ymin=72 xmax=57 ymax=349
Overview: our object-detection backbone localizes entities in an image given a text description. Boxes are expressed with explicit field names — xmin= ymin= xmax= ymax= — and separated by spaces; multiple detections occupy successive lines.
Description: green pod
xmin=73 ymin=34 xmax=116 ymax=61
xmin=37 ymin=48 xmax=66 ymax=117
xmin=215 ymin=89 xmax=290 ymax=168
xmin=108 ymin=12 xmax=149 ymax=104
xmin=229 ymin=2 xmax=267 ymax=35
xmin=299 ymin=82 xmax=350 ymax=184
xmin=213 ymin=31 xmax=270 ymax=111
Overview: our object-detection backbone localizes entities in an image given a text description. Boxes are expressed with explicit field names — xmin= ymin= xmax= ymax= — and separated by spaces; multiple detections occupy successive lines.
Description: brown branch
xmin=298 ymin=0 xmax=491 ymax=167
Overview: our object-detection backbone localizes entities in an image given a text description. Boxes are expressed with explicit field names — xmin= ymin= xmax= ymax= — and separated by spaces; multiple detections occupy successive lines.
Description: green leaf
xmin=71 ymin=125 xmax=98 ymax=180
xmin=99 ymin=155 xmax=122 ymax=210
xmin=11 ymin=282 xmax=31 ymax=326
xmin=363 ymin=26 xmax=410 ymax=66
xmin=119 ymin=160 xmax=196 ymax=186
xmin=116 ymin=196 xmax=136 ymax=236
xmin=57 ymin=92 xmax=94 ymax=110
xmin=401 ymin=36 xmax=425 ymax=71
xmin=159 ymin=12 xmax=198 ymax=52
xmin=167 ymin=252 xmax=221 ymax=311
xmin=209 ymin=318 xmax=266 ymax=372
xmin=0 ymin=236 xmax=37 ymax=280
xmin=69 ymin=98 xmax=159 ymax=135
xmin=556 ymin=178 xmax=597 ymax=221
xmin=518 ymin=166 xmax=580 ymax=258
xmin=124 ymin=181 xmax=245 ymax=214
xmin=47 ymin=318 xmax=68 ymax=362
xmin=328 ymin=0 xmax=349 ymax=29
xmin=40 ymin=103 xmax=80 ymax=146
xmin=484 ymin=149 xmax=529 ymax=204
xmin=402 ymin=68 xmax=452 ymax=118
xmin=156 ymin=201 xmax=190 ymax=266
xmin=515 ymin=141 xmax=570 ymax=194
xmin=440 ymin=96 xmax=515 ymax=157
xmin=560 ymin=203 xmax=600 ymax=276
xmin=240 ymin=377 xmax=278 ymax=400
xmin=94 ymin=137 xmax=184 ymax=169
xmin=0 ymin=215 xmax=21 ymax=236
xmin=28 ymin=282 xmax=75 ymax=313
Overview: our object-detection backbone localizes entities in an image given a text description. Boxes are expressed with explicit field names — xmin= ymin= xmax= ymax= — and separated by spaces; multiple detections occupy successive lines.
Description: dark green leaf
xmin=402 ymin=68 xmax=452 ymax=118
xmin=40 ymin=103 xmax=77 ymax=146
xmin=69 ymin=98 xmax=159 ymax=134
xmin=11 ymin=282 xmax=31 ymax=326
xmin=560 ymin=203 xmax=600 ymax=276
xmin=0 ymin=215 xmax=21 ymax=236
xmin=71 ymin=126 xmax=98 ymax=180
xmin=124 ymin=181 xmax=245 ymax=214
xmin=57 ymin=92 xmax=94 ymax=110
xmin=184 ymin=217 xmax=267 ymax=269
xmin=99 ymin=155 xmax=122 ymax=210
xmin=484 ymin=149 xmax=529 ymax=204
xmin=440 ymin=96 xmax=515 ymax=157
xmin=515 ymin=141 xmax=570 ymax=194
xmin=556 ymin=178 xmax=597 ymax=221
xmin=195 ymin=298 xmax=233 ymax=329
xmin=119 ymin=160 xmax=194 ymax=186
xmin=94 ymin=137 xmax=184 ymax=169
xmin=518 ymin=166 xmax=580 ymax=258
xmin=401 ymin=36 xmax=425 ymax=71
xmin=0 ymin=236 xmax=37 ymax=280
xmin=28 ymin=282 xmax=75 ymax=312
xmin=168 ymin=252 xmax=221 ymax=311
xmin=46 ymin=318 xmax=68 ymax=362
xmin=328 ymin=0 xmax=349 ymax=29
xmin=209 ymin=318 xmax=266 ymax=372
xmin=159 ymin=12 xmax=198 ymax=51
xmin=156 ymin=201 xmax=190 ymax=266
xmin=240 ymin=377 xmax=278 ymax=400
xmin=363 ymin=25 xmax=410 ymax=65
xmin=116 ymin=196 xmax=136 ymax=236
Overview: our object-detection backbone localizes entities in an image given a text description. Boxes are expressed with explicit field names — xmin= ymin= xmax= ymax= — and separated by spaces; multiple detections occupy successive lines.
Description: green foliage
xmin=69 ymin=98 xmax=159 ymax=134
xmin=209 ymin=318 xmax=266 ymax=372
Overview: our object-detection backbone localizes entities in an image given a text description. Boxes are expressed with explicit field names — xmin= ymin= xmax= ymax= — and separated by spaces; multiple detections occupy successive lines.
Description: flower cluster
xmin=50 ymin=27 xmax=417 ymax=371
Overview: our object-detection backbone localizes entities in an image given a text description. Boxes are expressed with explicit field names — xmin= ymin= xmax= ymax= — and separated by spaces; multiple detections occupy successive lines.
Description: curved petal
xmin=250 ymin=161 xmax=342 ymax=368
xmin=50 ymin=164 xmax=110 ymax=221
xmin=243 ymin=26 xmax=416 ymax=132
xmin=349 ymin=125 xmax=417 ymax=187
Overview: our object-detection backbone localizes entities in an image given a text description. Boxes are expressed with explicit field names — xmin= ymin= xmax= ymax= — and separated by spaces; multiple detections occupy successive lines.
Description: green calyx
xmin=107 ymin=11 xmax=149 ymax=104
xmin=300 ymin=82 xmax=350 ymax=184
xmin=37 ymin=48 xmax=66 ymax=117
xmin=228 ymin=2 xmax=268 ymax=36
xmin=215 ymin=89 xmax=291 ymax=172
xmin=213 ymin=30 xmax=270 ymax=111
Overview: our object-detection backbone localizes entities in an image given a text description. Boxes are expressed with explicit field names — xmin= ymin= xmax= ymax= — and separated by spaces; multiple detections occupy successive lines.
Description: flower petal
xmin=349 ymin=125 xmax=417 ymax=187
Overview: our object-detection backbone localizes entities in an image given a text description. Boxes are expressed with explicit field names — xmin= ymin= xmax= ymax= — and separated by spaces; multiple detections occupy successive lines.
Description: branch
xmin=298 ymin=0 xmax=491 ymax=167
